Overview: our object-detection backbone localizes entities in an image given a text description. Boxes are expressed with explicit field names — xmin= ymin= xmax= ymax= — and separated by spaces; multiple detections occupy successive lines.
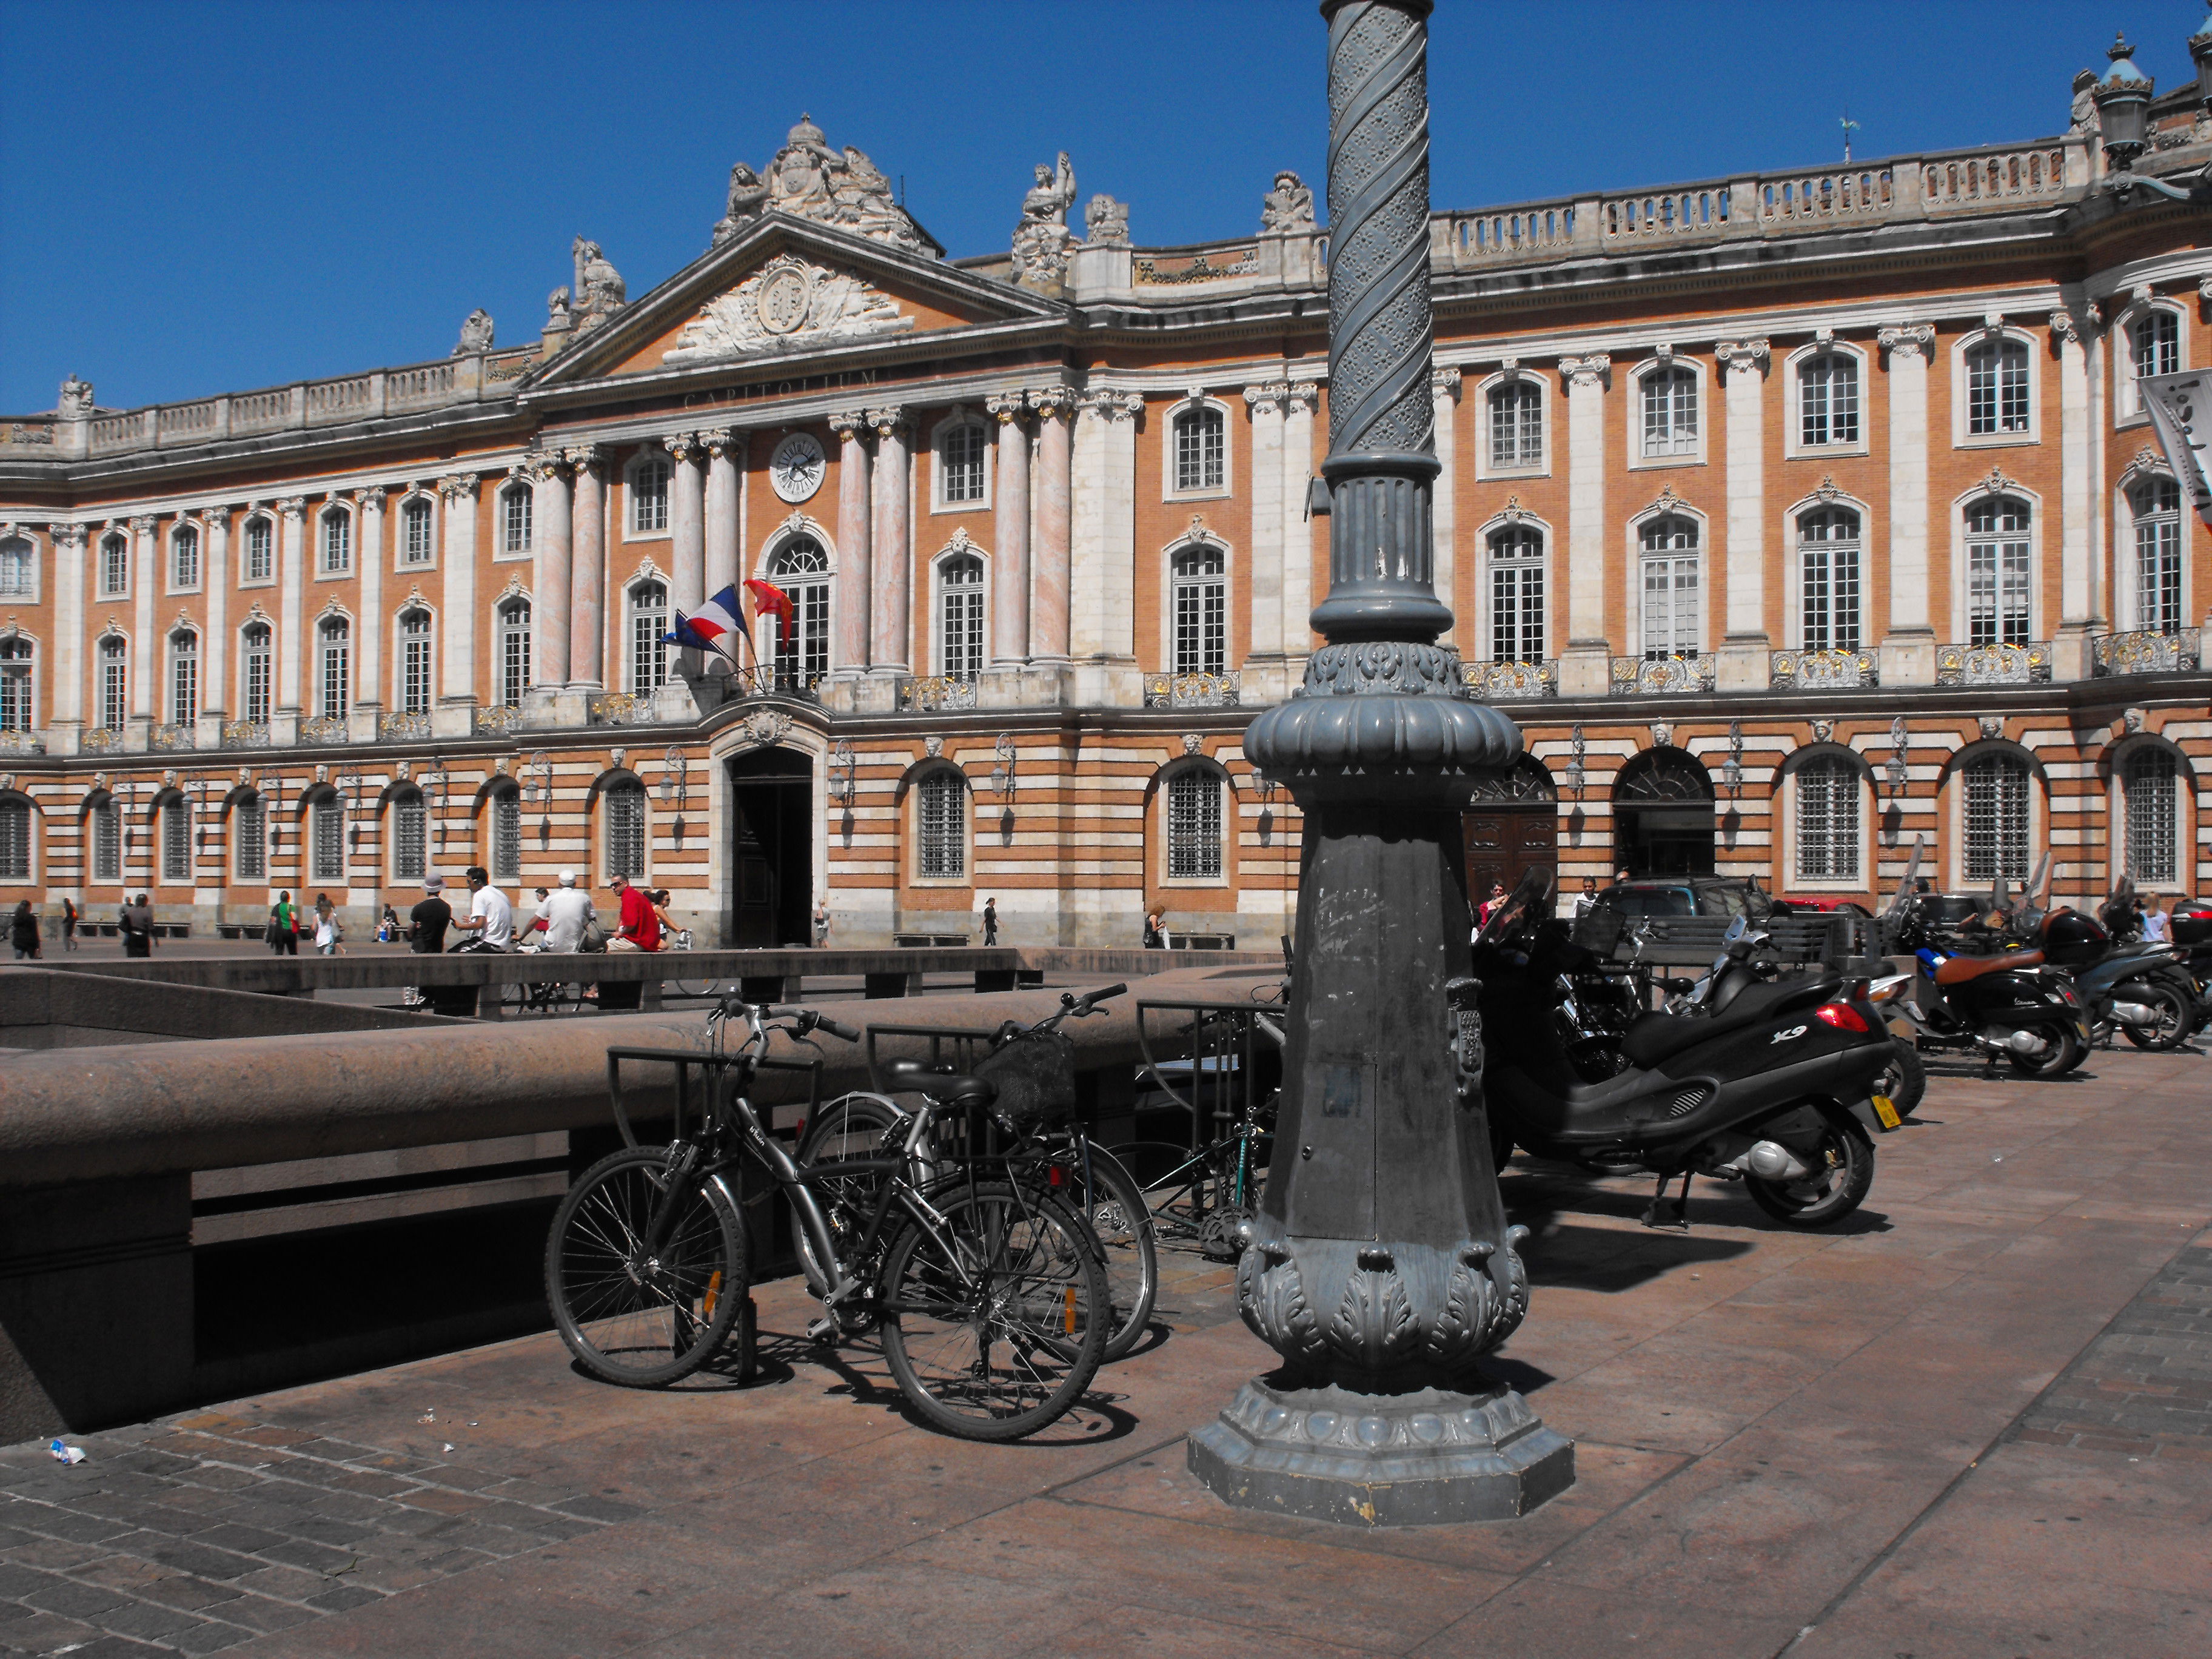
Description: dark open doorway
xmin=728 ymin=746 xmax=813 ymax=947
xmin=1612 ymin=746 xmax=1715 ymax=877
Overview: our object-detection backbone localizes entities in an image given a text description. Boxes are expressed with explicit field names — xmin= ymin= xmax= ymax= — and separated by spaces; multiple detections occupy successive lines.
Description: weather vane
xmin=1840 ymin=110 xmax=1861 ymax=163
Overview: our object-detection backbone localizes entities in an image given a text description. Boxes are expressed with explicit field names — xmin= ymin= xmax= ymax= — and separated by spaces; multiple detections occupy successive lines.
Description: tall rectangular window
xmin=1963 ymin=756 xmax=2030 ymax=883
xmin=1966 ymin=498 xmax=2031 ymax=646
xmin=631 ymin=585 xmax=668 ymax=695
xmin=242 ymin=626 xmax=272 ymax=723
xmin=492 ymin=792 xmax=521 ymax=883
xmin=1639 ymin=519 xmax=1699 ymax=659
xmin=98 ymin=640 xmax=127 ymax=731
xmin=0 ymin=799 xmax=30 ymax=882
xmin=1966 ymin=339 xmax=2030 ymax=436
xmin=498 ymin=603 xmax=531 ymax=708
xmin=321 ymin=511 xmax=351 ymax=575
xmin=320 ymin=623 xmax=350 ymax=720
xmin=942 ymin=424 xmax=987 ymax=504
xmin=0 ymin=537 xmax=30 ymax=597
xmin=161 ymin=800 xmax=190 ymax=883
xmin=235 ymin=797 xmax=266 ymax=881
xmin=631 ymin=461 xmax=670 ymax=534
xmin=245 ymin=518 xmax=273 ymax=582
xmin=1641 ymin=367 xmax=1698 ymax=457
xmin=1798 ymin=509 xmax=1862 ymax=652
xmin=1795 ymin=760 xmax=1860 ymax=882
xmin=393 ymin=797 xmax=426 ymax=882
xmin=1487 ymin=530 xmax=1544 ymax=663
xmin=91 ymin=801 xmax=121 ymax=882
xmin=605 ymin=786 xmax=646 ymax=880
xmin=171 ymin=526 xmax=201 ymax=589
xmin=1171 ymin=546 xmax=1227 ymax=675
xmin=1166 ymin=770 xmax=1224 ymax=880
xmin=2125 ymin=749 xmax=2177 ymax=886
xmin=402 ymin=500 xmax=434 ymax=565
xmin=1173 ymin=407 xmax=1225 ymax=492
xmin=1487 ymin=382 xmax=1541 ymax=469
xmin=2132 ymin=480 xmax=2182 ymax=634
xmin=917 ymin=772 xmax=965 ymax=880
xmin=1800 ymin=354 xmax=1859 ymax=446
xmin=400 ymin=612 xmax=433 ymax=714
xmin=0 ymin=640 xmax=32 ymax=732
xmin=938 ymin=555 xmax=984 ymax=681
xmin=2131 ymin=309 xmax=2180 ymax=412
xmin=502 ymin=487 xmax=532 ymax=554
xmin=170 ymin=635 xmax=199 ymax=725
xmin=101 ymin=536 xmax=129 ymax=597
xmin=310 ymin=799 xmax=343 ymax=883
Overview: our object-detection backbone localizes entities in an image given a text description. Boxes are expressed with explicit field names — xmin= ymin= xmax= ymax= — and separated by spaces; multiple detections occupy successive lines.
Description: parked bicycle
xmin=544 ymin=996 xmax=1110 ymax=1442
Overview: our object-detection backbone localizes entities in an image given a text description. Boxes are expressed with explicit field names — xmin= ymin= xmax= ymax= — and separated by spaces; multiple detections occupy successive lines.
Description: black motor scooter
xmin=1470 ymin=870 xmax=1900 ymax=1232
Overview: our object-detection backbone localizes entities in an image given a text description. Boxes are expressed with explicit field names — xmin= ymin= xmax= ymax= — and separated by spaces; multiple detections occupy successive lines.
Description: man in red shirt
xmin=610 ymin=874 xmax=660 ymax=952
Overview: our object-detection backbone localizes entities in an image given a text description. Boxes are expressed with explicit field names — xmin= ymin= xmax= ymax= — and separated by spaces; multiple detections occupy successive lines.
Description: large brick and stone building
xmin=2 ymin=33 xmax=2208 ymax=948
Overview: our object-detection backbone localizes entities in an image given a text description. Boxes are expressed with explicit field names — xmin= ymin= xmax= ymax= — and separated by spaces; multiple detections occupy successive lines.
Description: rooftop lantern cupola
xmin=2091 ymin=33 xmax=2154 ymax=172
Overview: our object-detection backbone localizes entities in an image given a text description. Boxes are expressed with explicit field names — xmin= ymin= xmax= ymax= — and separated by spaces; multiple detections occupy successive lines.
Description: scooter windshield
xmin=1476 ymin=865 xmax=1556 ymax=950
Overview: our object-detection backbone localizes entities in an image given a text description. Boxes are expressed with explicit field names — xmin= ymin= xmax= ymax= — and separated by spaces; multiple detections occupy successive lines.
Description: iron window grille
xmin=631 ymin=460 xmax=671 ymax=534
xmin=318 ymin=621 xmax=350 ymax=720
xmin=321 ymin=510 xmax=351 ymax=575
xmin=161 ymin=800 xmax=189 ymax=883
xmin=491 ymin=789 xmax=521 ymax=883
xmin=98 ymin=639 xmax=127 ymax=731
xmin=2132 ymin=479 xmax=2183 ymax=634
xmin=1171 ymin=544 xmax=1228 ymax=675
xmin=1487 ymin=382 xmax=1542 ymax=469
xmin=502 ymin=485 xmax=532 ymax=555
xmin=170 ymin=632 xmax=198 ymax=726
xmin=90 ymin=802 xmax=120 ymax=883
xmin=917 ymin=769 xmax=967 ymax=880
xmin=310 ymin=797 xmax=343 ymax=883
xmin=244 ymin=518 xmax=273 ymax=582
xmin=1798 ymin=508 xmax=1862 ymax=651
xmin=241 ymin=625 xmax=272 ymax=723
xmin=769 ymin=540 xmax=831 ymax=687
xmin=235 ymin=796 xmax=266 ymax=881
xmin=1639 ymin=517 xmax=1700 ymax=660
xmin=101 ymin=535 xmax=129 ymax=598
xmin=1963 ymin=754 xmax=2030 ymax=882
xmin=939 ymin=554 xmax=984 ymax=682
xmin=401 ymin=501 xmax=434 ymax=565
xmin=2125 ymin=748 xmax=2178 ymax=886
xmin=1641 ymin=367 xmax=1698 ymax=457
xmin=172 ymin=526 xmax=200 ymax=589
xmin=0 ymin=798 xmax=28 ymax=882
xmin=1966 ymin=498 xmax=2032 ymax=646
xmin=0 ymin=536 xmax=32 ymax=598
xmin=1167 ymin=769 xmax=1224 ymax=880
xmin=1173 ymin=407 xmax=1225 ymax=492
xmin=1966 ymin=339 xmax=2030 ymax=436
xmin=631 ymin=583 xmax=668 ymax=695
xmin=393 ymin=794 xmax=426 ymax=882
xmin=605 ymin=785 xmax=646 ymax=880
xmin=1799 ymin=354 xmax=1859 ymax=446
xmin=942 ymin=424 xmax=987 ymax=504
xmin=1488 ymin=528 xmax=1545 ymax=663
xmin=2130 ymin=310 xmax=2180 ymax=413
xmin=498 ymin=601 xmax=531 ymax=708
xmin=400 ymin=611 xmax=434 ymax=713
xmin=1794 ymin=758 xmax=1860 ymax=882
xmin=0 ymin=638 xmax=32 ymax=732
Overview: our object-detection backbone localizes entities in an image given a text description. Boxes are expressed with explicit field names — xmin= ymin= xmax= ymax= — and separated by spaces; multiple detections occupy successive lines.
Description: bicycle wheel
xmin=545 ymin=1145 xmax=746 ymax=1387
xmin=879 ymin=1181 xmax=1108 ymax=1442
xmin=498 ymin=979 xmax=532 ymax=1017
xmin=1072 ymin=1146 xmax=1158 ymax=1363
xmin=792 ymin=1092 xmax=917 ymax=1289
xmin=1107 ymin=1139 xmax=1216 ymax=1244
xmin=672 ymin=977 xmax=722 ymax=1001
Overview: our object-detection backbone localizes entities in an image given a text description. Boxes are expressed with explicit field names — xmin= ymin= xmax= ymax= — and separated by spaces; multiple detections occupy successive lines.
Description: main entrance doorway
xmin=728 ymin=746 xmax=813 ymax=947
xmin=1612 ymin=746 xmax=1715 ymax=877
xmin=1463 ymin=756 xmax=1558 ymax=904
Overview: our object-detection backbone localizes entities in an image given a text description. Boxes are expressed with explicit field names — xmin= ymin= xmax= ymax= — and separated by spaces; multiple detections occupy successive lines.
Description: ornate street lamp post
xmin=1188 ymin=0 xmax=1573 ymax=1525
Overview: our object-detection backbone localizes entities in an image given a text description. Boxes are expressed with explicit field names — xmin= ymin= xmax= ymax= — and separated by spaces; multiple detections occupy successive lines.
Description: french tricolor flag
xmin=665 ymin=585 xmax=746 ymax=666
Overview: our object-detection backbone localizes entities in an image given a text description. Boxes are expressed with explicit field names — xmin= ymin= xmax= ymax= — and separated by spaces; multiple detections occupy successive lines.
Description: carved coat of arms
xmin=664 ymin=255 xmax=912 ymax=365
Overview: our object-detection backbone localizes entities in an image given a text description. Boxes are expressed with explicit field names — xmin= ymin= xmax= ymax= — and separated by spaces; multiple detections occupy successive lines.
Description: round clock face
xmin=769 ymin=432 xmax=826 ymax=503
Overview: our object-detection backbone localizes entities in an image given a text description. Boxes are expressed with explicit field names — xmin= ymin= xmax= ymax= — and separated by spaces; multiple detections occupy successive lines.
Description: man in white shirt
xmin=535 ymin=870 xmax=596 ymax=953
xmin=452 ymin=865 xmax=514 ymax=950
xmin=2141 ymin=895 xmax=2171 ymax=943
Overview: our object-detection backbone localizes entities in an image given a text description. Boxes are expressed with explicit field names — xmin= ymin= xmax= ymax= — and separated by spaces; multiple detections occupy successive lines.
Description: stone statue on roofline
xmin=1085 ymin=193 xmax=1130 ymax=247
xmin=712 ymin=163 xmax=769 ymax=245
xmin=743 ymin=115 xmax=938 ymax=257
xmin=571 ymin=238 xmax=627 ymax=331
xmin=451 ymin=308 xmax=495 ymax=356
xmin=58 ymin=375 xmax=94 ymax=419
xmin=1262 ymin=170 xmax=1316 ymax=233
xmin=1011 ymin=151 xmax=1078 ymax=295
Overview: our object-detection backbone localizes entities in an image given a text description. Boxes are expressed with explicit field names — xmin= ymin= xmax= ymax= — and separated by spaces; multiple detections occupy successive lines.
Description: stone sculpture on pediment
xmin=452 ymin=308 xmax=494 ymax=356
xmin=58 ymin=375 xmax=94 ymax=418
xmin=1085 ymin=193 xmax=1130 ymax=247
xmin=663 ymin=253 xmax=914 ymax=366
xmin=1261 ymin=170 xmax=1316 ymax=233
xmin=712 ymin=163 xmax=769 ymax=246
xmin=571 ymin=238 xmax=627 ymax=332
xmin=746 ymin=115 xmax=936 ymax=258
xmin=1011 ymin=152 xmax=1078 ymax=295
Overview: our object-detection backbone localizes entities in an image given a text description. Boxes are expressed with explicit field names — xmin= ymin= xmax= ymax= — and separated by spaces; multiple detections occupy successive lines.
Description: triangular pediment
xmin=525 ymin=216 xmax=1064 ymax=390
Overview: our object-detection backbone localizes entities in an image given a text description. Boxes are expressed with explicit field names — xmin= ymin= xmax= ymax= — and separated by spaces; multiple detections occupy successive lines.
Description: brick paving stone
xmin=2008 ymin=1244 xmax=2212 ymax=1460
xmin=133 ymin=1577 xmax=245 ymax=1615
xmin=93 ymin=1599 xmax=203 ymax=1640
xmin=304 ymin=1585 xmax=384 ymax=1612
xmin=252 ymin=1537 xmax=360 ymax=1575
xmin=0 ymin=1610 xmax=104 ymax=1654
xmin=179 ymin=1524 xmax=288 ymax=1556
xmin=21 ymin=1577 xmax=130 ymax=1619
xmin=138 ymin=1542 xmax=257 ymax=1582
xmin=166 ymin=1620 xmax=257 ymax=1654
xmin=226 ymin=1562 xmax=340 ymax=1603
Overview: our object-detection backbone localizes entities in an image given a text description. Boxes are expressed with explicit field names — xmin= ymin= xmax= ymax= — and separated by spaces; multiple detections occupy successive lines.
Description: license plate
xmin=1871 ymin=1094 xmax=1902 ymax=1130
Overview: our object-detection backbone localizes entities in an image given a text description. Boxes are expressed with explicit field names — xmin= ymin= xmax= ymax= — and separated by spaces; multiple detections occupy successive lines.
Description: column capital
xmin=828 ymin=410 xmax=870 ymax=441
xmin=1282 ymin=381 xmax=1319 ymax=414
xmin=866 ymin=405 xmax=910 ymax=438
xmin=1078 ymin=389 xmax=1145 ymax=422
xmin=1026 ymin=383 xmax=1076 ymax=419
xmin=1714 ymin=338 xmax=1770 ymax=378
xmin=435 ymin=472 xmax=479 ymax=503
xmin=662 ymin=431 xmax=703 ymax=460
xmin=1877 ymin=323 xmax=1936 ymax=361
xmin=985 ymin=391 xmax=1029 ymax=424
xmin=2046 ymin=308 xmax=2086 ymax=350
xmin=355 ymin=486 xmax=389 ymax=509
xmin=129 ymin=514 xmax=159 ymax=536
xmin=1557 ymin=354 xmax=1610 ymax=389
xmin=561 ymin=443 xmax=603 ymax=472
xmin=1429 ymin=366 xmax=1463 ymax=400
xmin=699 ymin=426 xmax=738 ymax=455
xmin=1243 ymin=382 xmax=1290 ymax=415
xmin=50 ymin=523 xmax=86 ymax=551
xmin=524 ymin=452 xmax=566 ymax=483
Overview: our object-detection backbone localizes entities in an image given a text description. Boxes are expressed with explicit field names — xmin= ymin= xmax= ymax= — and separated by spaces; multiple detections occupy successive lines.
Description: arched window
xmin=768 ymin=539 xmax=831 ymax=687
xmin=605 ymin=782 xmax=646 ymax=880
xmin=629 ymin=458 xmax=671 ymax=535
xmin=309 ymin=789 xmax=343 ymax=883
xmin=2131 ymin=478 xmax=2182 ymax=634
xmin=89 ymin=795 xmax=121 ymax=883
xmin=320 ymin=508 xmax=352 ymax=575
xmin=169 ymin=630 xmax=199 ymax=726
xmin=1488 ymin=381 xmax=1541 ymax=469
xmin=233 ymin=790 xmax=266 ymax=882
xmin=1641 ymin=366 xmax=1698 ymax=457
xmin=160 ymin=792 xmax=190 ymax=883
xmin=1639 ymin=516 xmax=1700 ymax=660
xmin=500 ymin=483 xmax=532 ymax=555
xmin=489 ymin=784 xmax=521 ymax=884
xmin=917 ymin=769 xmax=967 ymax=880
xmin=101 ymin=533 xmax=129 ymax=598
xmin=1171 ymin=543 xmax=1227 ymax=675
xmin=0 ymin=796 xmax=29 ymax=882
xmin=318 ymin=618 xmax=350 ymax=719
xmin=0 ymin=535 xmax=35 ymax=598
xmin=390 ymin=788 xmax=427 ymax=883
xmin=497 ymin=599 xmax=531 ymax=708
xmin=1489 ymin=527 xmax=1544 ymax=663
xmin=1963 ymin=752 xmax=2030 ymax=882
xmin=1795 ymin=757 xmax=1860 ymax=882
xmin=1172 ymin=405 xmax=1225 ymax=493
xmin=401 ymin=499 xmax=434 ymax=566
xmin=1798 ymin=508 xmax=1861 ymax=652
xmin=0 ymin=637 xmax=33 ymax=733
xmin=1965 ymin=497 xmax=2031 ymax=646
xmin=940 ymin=421 xmax=988 ymax=504
xmin=1966 ymin=338 xmax=2029 ymax=436
xmin=2130 ymin=309 xmax=2180 ymax=413
xmin=244 ymin=516 xmax=274 ymax=583
xmin=1798 ymin=353 xmax=1858 ymax=447
xmin=629 ymin=582 xmax=669 ymax=695
xmin=171 ymin=524 xmax=201 ymax=589
xmin=97 ymin=636 xmax=127 ymax=731
xmin=1166 ymin=769 xmax=1224 ymax=880
xmin=398 ymin=609 xmax=433 ymax=714
xmin=2125 ymin=748 xmax=2179 ymax=886
xmin=240 ymin=622 xmax=272 ymax=723
xmin=937 ymin=553 xmax=984 ymax=682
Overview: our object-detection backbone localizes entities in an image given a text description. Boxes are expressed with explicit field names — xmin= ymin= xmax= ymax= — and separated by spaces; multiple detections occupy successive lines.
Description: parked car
xmin=1585 ymin=876 xmax=1792 ymax=922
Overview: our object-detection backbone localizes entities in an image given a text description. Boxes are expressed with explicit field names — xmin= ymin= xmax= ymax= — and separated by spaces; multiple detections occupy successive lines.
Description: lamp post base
xmin=1188 ymin=1376 xmax=1574 ymax=1527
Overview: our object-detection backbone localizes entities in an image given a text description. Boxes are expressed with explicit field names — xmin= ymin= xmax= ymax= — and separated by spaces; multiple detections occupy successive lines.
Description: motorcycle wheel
xmin=1741 ymin=1118 xmax=1873 ymax=1228
xmin=2120 ymin=983 xmax=2194 ymax=1051
xmin=1872 ymin=1040 xmax=1926 ymax=1118
xmin=2007 ymin=1022 xmax=2083 ymax=1077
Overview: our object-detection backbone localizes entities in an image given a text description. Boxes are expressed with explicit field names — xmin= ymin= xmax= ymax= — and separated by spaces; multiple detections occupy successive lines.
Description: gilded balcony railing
xmin=220 ymin=720 xmax=269 ymax=749
xmin=897 ymin=675 xmax=978 ymax=713
xmin=1460 ymin=659 xmax=1557 ymax=699
xmin=1609 ymin=654 xmax=1715 ymax=695
xmin=1934 ymin=641 xmax=2052 ymax=686
xmin=299 ymin=714 xmax=350 ymax=745
xmin=1142 ymin=671 xmax=1241 ymax=708
xmin=2092 ymin=628 xmax=2200 ymax=677
xmin=378 ymin=711 xmax=433 ymax=741
xmin=1769 ymin=648 xmax=1879 ymax=691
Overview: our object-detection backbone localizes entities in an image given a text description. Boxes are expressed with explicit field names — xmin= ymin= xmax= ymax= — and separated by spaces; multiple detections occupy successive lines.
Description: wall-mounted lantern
xmin=990 ymin=734 xmax=1017 ymax=800
xmin=1885 ymin=717 xmax=1910 ymax=801
xmin=1721 ymin=720 xmax=1744 ymax=799
xmin=829 ymin=740 xmax=856 ymax=808
xmin=659 ymin=745 xmax=688 ymax=807
xmin=1563 ymin=724 xmax=1587 ymax=799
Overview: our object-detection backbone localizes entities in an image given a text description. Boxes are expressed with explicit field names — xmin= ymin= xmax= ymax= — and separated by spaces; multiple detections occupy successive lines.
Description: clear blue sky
xmin=2 ymin=1 xmax=2203 ymax=415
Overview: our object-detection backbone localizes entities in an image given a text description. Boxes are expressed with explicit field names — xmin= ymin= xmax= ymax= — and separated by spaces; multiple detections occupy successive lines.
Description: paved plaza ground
xmin=2 ymin=1045 xmax=2207 ymax=1658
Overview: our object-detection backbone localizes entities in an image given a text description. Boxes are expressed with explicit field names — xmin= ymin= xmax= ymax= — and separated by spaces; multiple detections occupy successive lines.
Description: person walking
xmin=61 ymin=896 xmax=78 ymax=952
xmin=1573 ymin=876 xmax=1601 ymax=919
xmin=534 ymin=870 xmax=595 ymax=953
xmin=813 ymin=898 xmax=831 ymax=948
xmin=312 ymin=894 xmax=344 ymax=956
xmin=267 ymin=890 xmax=300 ymax=956
xmin=10 ymin=899 xmax=41 ymax=960
xmin=2142 ymin=893 xmax=2171 ymax=943
xmin=450 ymin=866 xmax=513 ymax=951
xmin=120 ymin=893 xmax=156 ymax=958
xmin=980 ymin=896 xmax=999 ymax=947
xmin=1142 ymin=907 xmax=1167 ymax=950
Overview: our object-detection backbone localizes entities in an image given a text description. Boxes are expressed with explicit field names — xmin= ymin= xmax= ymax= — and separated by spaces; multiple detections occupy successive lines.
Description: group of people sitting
xmin=395 ymin=868 xmax=677 ymax=956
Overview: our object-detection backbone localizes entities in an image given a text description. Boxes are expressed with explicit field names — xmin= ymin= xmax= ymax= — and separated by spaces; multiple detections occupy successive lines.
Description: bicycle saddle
xmin=881 ymin=1060 xmax=997 ymax=1107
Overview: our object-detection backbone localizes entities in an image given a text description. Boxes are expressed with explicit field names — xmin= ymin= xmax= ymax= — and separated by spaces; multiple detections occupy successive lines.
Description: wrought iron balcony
xmin=1461 ymin=659 xmax=1557 ymax=699
xmin=378 ymin=711 xmax=432 ymax=741
xmin=149 ymin=723 xmax=195 ymax=752
xmin=897 ymin=675 xmax=977 ymax=713
xmin=81 ymin=726 xmax=119 ymax=753
xmin=220 ymin=720 xmax=269 ymax=749
xmin=1770 ymin=648 xmax=1877 ymax=691
xmin=0 ymin=729 xmax=47 ymax=756
xmin=1142 ymin=670 xmax=1241 ymax=708
xmin=588 ymin=692 xmax=651 ymax=726
xmin=2092 ymin=628 xmax=2200 ymax=677
xmin=299 ymin=715 xmax=350 ymax=745
xmin=1934 ymin=640 xmax=2052 ymax=686
xmin=1609 ymin=654 xmax=1715 ymax=695
xmin=474 ymin=704 xmax=523 ymax=738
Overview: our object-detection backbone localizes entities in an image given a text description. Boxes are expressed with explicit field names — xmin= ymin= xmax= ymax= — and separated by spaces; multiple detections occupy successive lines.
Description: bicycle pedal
xmin=806 ymin=1316 xmax=839 ymax=1344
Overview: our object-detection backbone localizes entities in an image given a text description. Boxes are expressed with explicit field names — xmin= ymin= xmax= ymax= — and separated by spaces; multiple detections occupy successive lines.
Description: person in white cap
xmin=535 ymin=869 xmax=597 ymax=954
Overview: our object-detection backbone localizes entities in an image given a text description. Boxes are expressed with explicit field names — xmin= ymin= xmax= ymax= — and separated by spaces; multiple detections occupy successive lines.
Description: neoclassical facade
xmin=2 ymin=54 xmax=2208 ymax=948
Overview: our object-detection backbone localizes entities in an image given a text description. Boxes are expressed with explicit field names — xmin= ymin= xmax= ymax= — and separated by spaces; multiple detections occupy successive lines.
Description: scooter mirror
xmin=1886 ymin=837 xmax=1925 ymax=917
xmin=1722 ymin=915 xmax=1749 ymax=945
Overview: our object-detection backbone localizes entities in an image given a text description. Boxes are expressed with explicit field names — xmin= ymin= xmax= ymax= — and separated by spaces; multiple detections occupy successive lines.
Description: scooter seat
xmin=1933 ymin=950 xmax=2042 ymax=987
xmin=1618 ymin=977 xmax=1834 ymax=1070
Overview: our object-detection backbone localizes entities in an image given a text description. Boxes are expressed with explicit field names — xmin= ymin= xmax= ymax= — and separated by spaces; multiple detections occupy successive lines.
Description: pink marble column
xmin=1028 ymin=386 xmax=1074 ymax=663
xmin=987 ymin=392 xmax=1030 ymax=666
xmin=567 ymin=447 xmax=606 ymax=689
xmin=667 ymin=433 xmax=706 ymax=615
xmin=531 ymin=457 xmax=572 ymax=688
xmin=703 ymin=428 xmax=739 ymax=602
xmin=868 ymin=406 xmax=910 ymax=673
xmin=830 ymin=411 xmax=872 ymax=671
